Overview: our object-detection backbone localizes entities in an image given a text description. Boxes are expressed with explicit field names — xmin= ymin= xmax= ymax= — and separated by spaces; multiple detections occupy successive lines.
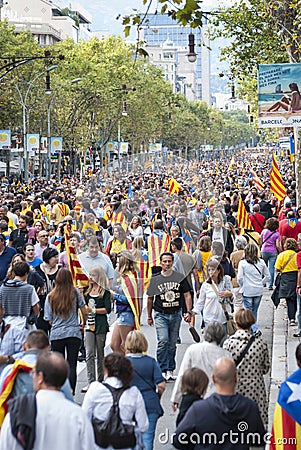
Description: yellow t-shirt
xmin=82 ymin=222 xmax=99 ymax=233
xmin=275 ymin=250 xmax=297 ymax=273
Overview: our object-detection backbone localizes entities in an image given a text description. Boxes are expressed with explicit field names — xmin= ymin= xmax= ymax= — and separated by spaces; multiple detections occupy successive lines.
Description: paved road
xmin=75 ymin=289 xmax=275 ymax=450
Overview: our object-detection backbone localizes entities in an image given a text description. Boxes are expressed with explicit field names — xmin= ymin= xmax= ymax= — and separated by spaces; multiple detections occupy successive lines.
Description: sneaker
xmin=293 ymin=332 xmax=301 ymax=337
xmin=289 ymin=320 xmax=296 ymax=326
xmin=189 ymin=326 xmax=201 ymax=343
xmin=166 ymin=371 xmax=177 ymax=382
xmin=78 ymin=355 xmax=86 ymax=362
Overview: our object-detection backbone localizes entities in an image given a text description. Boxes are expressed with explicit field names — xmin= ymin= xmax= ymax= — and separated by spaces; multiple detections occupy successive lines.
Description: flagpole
xmin=294 ymin=127 xmax=301 ymax=207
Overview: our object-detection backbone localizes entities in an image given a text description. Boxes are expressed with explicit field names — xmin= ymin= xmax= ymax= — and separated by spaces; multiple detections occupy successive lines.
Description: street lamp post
xmin=14 ymin=66 xmax=57 ymax=182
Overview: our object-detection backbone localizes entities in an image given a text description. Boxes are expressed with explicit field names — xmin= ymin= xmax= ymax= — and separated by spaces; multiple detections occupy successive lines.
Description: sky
xmin=68 ymin=0 xmax=235 ymax=35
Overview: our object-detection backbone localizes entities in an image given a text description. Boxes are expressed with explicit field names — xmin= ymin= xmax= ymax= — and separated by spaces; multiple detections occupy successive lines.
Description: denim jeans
xmin=154 ymin=310 xmax=182 ymax=373
xmin=142 ymin=412 xmax=160 ymax=450
xmin=261 ymin=252 xmax=277 ymax=288
xmin=243 ymin=295 xmax=262 ymax=332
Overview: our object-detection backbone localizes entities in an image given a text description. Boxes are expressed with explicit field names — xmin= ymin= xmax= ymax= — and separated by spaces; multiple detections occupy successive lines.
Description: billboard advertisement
xmin=258 ymin=63 xmax=301 ymax=128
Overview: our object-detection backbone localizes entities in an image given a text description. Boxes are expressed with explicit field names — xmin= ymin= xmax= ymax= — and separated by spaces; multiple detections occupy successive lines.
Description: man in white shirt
xmin=0 ymin=351 xmax=95 ymax=450
xmin=79 ymin=236 xmax=114 ymax=287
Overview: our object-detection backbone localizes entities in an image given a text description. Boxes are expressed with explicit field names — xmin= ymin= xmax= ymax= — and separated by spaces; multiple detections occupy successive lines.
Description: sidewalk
xmin=268 ymin=297 xmax=300 ymax=428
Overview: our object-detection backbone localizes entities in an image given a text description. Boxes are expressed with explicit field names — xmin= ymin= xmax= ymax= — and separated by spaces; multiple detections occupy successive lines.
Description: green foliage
xmin=0 ymin=21 xmax=253 ymax=161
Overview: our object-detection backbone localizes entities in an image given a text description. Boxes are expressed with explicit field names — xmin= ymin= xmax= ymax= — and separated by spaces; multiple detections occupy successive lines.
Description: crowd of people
xmin=0 ymin=147 xmax=300 ymax=449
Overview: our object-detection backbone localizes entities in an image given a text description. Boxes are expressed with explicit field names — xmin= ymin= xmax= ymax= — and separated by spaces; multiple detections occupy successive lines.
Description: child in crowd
xmin=176 ymin=367 xmax=209 ymax=426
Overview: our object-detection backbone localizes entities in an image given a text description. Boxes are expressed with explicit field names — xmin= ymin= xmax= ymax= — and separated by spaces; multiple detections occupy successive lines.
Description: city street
xmin=75 ymin=289 xmax=275 ymax=450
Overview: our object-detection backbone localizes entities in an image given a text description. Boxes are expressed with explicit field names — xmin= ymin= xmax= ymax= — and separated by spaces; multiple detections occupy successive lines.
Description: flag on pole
xmin=64 ymin=225 xmax=89 ymax=288
xmin=237 ymin=197 xmax=253 ymax=230
xmin=128 ymin=184 xmax=133 ymax=199
xmin=270 ymin=154 xmax=286 ymax=201
xmin=249 ymin=166 xmax=264 ymax=192
xmin=270 ymin=367 xmax=301 ymax=449
xmin=168 ymin=178 xmax=183 ymax=195
xmin=228 ymin=156 xmax=235 ymax=170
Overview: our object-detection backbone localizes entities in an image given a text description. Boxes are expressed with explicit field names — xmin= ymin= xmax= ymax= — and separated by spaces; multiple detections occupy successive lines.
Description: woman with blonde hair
xmin=44 ymin=267 xmax=86 ymax=394
xmin=110 ymin=251 xmax=141 ymax=353
xmin=81 ymin=266 xmax=111 ymax=393
xmin=237 ymin=243 xmax=270 ymax=334
xmin=125 ymin=331 xmax=165 ymax=450
xmin=193 ymin=236 xmax=212 ymax=284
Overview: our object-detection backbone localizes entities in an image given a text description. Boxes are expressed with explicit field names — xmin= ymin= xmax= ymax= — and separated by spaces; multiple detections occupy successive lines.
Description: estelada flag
xmin=0 ymin=360 xmax=34 ymax=426
xmin=270 ymin=367 xmax=301 ymax=449
xmin=121 ymin=271 xmax=141 ymax=330
xmin=168 ymin=178 xmax=183 ymax=195
xmin=148 ymin=232 xmax=170 ymax=268
xmin=270 ymin=154 xmax=286 ymax=201
xmin=237 ymin=197 xmax=253 ymax=230
xmin=249 ymin=166 xmax=264 ymax=192
xmin=64 ymin=225 xmax=89 ymax=289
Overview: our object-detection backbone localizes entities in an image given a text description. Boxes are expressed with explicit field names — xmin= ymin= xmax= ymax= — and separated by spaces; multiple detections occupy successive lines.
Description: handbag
xmin=221 ymin=303 xmax=236 ymax=336
xmin=211 ymin=282 xmax=236 ymax=336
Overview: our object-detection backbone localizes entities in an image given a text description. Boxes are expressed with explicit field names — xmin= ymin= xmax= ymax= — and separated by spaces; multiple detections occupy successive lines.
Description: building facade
xmin=140 ymin=14 xmax=211 ymax=104
xmin=2 ymin=0 xmax=92 ymax=44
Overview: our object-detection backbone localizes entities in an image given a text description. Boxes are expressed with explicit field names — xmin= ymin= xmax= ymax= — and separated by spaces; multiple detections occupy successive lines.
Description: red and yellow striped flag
xmin=270 ymin=368 xmax=301 ymax=449
xmin=148 ymin=232 xmax=170 ymax=268
xmin=121 ymin=271 xmax=141 ymax=330
xmin=110 ymin=211 xmax=127 ymax=230
xmin=168 ymin=178 xmax=183 ymax=195
xmin=237 ymin=197 xmax=253 ymax=230
xmin=65 ymin=225 xmax=89 ymax=289
xmin=0 ymin=360 xmax=34 ymax=426
xmin=270 ymin=154 xmax=286 ymax=201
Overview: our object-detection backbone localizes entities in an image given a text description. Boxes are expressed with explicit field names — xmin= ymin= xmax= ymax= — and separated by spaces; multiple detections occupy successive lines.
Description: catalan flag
xmin=270 ymin=367 xmax=301 ymax=449
xmin=0 ymin=360 xmax=34 ymax=426
xmin=168 ymin=178 xmax=183 ymax=195
xmin=270 ymin=154 xmax=286 ymax=201
xmin=110 ymin=211 xmax=127 ymax=230
xmin=249 ymin=166 xmax=264 ymax=192
xmin=182 ymin=228 xmax=193 ymax=253
xmin=228 ymin=155 xmax=235 ymax=170
xmin=215 ymin=164 xmax=220 ymax=174
xmin=64 ymin=225 xmax=89 ymax=289
xmin=148 ymin=231 xmax=170 ymax=268
xmin=237 ymin=197 xmax=253 ymax=230
xmin=121 ymin=271 xmax=141 ymax=330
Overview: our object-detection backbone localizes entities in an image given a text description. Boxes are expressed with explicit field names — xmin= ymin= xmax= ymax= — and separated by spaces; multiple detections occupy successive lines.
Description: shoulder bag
xmin=211 ymin=282 xmax=236 ymax=336
xmin=234 ymin=335 xmax=256 ymax=367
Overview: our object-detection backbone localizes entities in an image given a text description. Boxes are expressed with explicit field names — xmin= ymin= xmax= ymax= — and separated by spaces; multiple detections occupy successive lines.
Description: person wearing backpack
xmin=82 ymin=352 xmax=148 ymax=450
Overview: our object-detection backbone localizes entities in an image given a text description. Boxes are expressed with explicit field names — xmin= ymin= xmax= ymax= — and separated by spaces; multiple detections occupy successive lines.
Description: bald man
xmin=173 ymin=358 xmax=265 ymax=449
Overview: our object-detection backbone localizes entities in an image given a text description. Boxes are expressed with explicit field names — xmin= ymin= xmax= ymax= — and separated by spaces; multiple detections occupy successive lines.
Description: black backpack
xmin=92 ymin=383 xmax=136 ymax=449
